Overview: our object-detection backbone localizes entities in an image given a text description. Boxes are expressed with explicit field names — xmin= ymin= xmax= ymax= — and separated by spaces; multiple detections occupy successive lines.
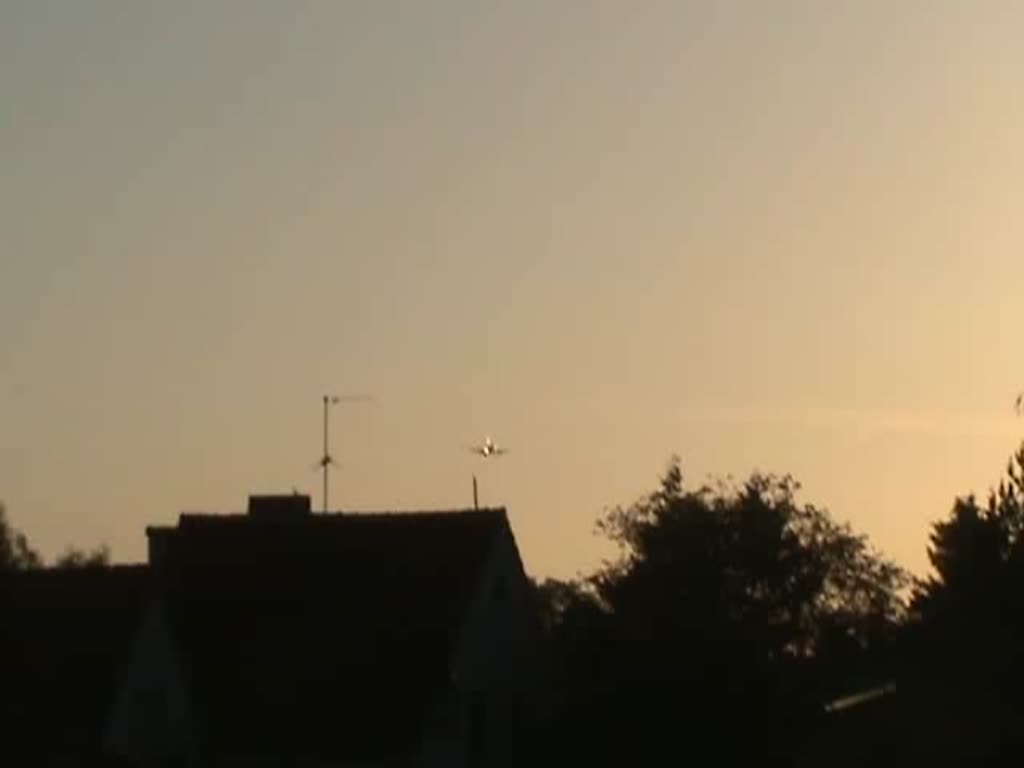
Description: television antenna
xmin=319 ymin=394 xmax=373 ymax=513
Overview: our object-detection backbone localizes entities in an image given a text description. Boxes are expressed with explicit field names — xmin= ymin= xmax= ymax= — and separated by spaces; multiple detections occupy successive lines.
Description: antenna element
xmin=319 ymin=394 xmax=373 ymax=513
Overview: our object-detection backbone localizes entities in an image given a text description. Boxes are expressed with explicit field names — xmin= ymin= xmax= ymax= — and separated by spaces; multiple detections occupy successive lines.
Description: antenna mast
xmin=319 ymin=393 xmax=373 ymax=513
xmin=320 ymin=395 xmax=337 ymax=513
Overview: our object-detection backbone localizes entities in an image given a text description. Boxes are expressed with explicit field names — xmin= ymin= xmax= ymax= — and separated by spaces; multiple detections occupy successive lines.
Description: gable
xmin=105 ymin=599 xmax=192 ymax=764
xmin=452 ymin=520 xmax=542 ymax=691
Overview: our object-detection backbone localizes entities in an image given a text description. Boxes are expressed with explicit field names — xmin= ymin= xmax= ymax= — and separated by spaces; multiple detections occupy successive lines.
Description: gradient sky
xmin=3 ymin=2 xmax=1024 ymax=578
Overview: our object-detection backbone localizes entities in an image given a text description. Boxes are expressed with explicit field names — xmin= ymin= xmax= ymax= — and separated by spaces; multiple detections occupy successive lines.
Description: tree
xmin=907 ymin=441 xmax=1024 ymax=762
xmin=0 ymin=503 xmax=40 ymax=571
xmin=594 ymin=460 xmax=906 ymax=656
xmin=912 ymin=443 xmax=1024 ymax=635
xmin=538 ymin=458 xmax=907 ymax=766
xmin=0 ymin=502 xmax=110 ymax=571
xmin=53 ymin=545 xmax=110 ymax=569
xmin=531 ymin=577 xmax=620 ymax=765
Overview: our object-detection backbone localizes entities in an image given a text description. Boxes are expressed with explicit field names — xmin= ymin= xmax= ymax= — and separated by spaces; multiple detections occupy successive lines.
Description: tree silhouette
xmin=0 ymin=503 xmax=40 ymax=571
xmin=906 ymin=441 xmax=1024 ymax=762
xmin=0 ymin=502 xmax=110 ymax=571
xmin=53 ymin=545 xmax=110 ymax=569
xmin=539 ymin=457 xmax=907 ymax=766
xmin=530 ymin=576 xmax=611 ymax=763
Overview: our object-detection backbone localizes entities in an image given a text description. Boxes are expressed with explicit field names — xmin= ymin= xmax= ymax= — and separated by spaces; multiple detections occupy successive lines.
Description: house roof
xmin=149 ymin=507 xmax=512 ymax=761
xmin=0 ymin=565 xmax=151 ymax=758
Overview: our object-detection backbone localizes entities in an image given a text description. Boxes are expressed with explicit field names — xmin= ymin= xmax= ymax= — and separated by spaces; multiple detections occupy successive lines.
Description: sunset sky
xmin=3 ymin=2 xmax=1024 ymax=578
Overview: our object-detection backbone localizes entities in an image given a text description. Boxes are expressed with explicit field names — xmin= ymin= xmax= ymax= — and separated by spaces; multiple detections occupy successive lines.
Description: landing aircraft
xmin=469 ymin=435 xmax=507 ymax=458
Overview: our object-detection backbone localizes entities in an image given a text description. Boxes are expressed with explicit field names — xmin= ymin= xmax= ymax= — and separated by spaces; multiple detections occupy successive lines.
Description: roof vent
xmin=247 ymin=494 xmax=312 ymax=519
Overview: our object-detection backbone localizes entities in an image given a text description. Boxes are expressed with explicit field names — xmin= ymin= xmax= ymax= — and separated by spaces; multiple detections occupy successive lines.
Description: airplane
xmin=469 ymin=435 xmax=507 ymax=458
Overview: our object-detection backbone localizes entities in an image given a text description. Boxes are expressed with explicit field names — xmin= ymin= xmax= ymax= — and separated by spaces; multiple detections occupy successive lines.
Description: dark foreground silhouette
xmin=1 ymin=499 xmax=541 ymax=766
xmin=534 ymin=445 xmax=1024 ymax=767
xmin=6 ymin=445 xmax=1024 ymax=765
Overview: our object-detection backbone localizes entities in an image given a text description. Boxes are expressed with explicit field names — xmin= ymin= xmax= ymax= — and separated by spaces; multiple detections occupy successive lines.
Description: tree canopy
xmin=0 ymin=503 xmax=40 ymax=571
xmin=53 ymin=545 xmax=111 ymax=569
xmin=0 ymin=502 xmax=109 ymax=571
xmin=905 ymin=442 xmax=1024 ymax=761
xmin=538 ymin=457 xmax=908 ymax=766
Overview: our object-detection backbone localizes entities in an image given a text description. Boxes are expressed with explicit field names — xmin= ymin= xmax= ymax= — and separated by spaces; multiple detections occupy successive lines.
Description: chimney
xmin=145 ymin=526 xmax=174 ymax=567
xmin=247 ymin=494 xmax=312 ymax=519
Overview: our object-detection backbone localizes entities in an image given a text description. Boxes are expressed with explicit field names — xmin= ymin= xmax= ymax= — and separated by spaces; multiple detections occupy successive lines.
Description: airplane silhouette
xmin=469 ymin=435 xmax=507 ymax=458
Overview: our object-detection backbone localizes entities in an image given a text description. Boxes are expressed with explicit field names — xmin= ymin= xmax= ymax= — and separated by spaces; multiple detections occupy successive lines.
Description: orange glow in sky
xmin=2 ymin=2 xmax=1024 ymax=578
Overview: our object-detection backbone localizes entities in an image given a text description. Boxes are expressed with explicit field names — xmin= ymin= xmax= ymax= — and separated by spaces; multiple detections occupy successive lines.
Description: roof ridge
xmin=171 ymin=507 xmax=507 ymax=523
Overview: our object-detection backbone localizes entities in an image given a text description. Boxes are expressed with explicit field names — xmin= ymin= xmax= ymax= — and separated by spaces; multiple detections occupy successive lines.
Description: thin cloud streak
xmin=678 ymin=405 xmax=1022 ymax=443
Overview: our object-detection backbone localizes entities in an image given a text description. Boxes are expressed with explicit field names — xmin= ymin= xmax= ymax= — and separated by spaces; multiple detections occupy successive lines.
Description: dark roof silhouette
xmin=0 ymin=566 xmax=151 ymax=760
xmin=147 ymin=507 xmax=514 ymax=762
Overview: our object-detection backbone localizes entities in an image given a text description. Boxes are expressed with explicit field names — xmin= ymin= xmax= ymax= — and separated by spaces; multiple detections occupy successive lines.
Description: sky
xmin=3 ymin=1 xmax=1024 ymax=579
